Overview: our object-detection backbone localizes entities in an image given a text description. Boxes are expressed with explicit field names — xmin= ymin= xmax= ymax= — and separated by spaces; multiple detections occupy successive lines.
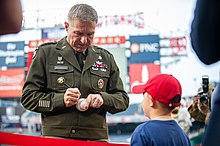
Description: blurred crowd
xmin=171 ymin=82 xmax=216 ymax=145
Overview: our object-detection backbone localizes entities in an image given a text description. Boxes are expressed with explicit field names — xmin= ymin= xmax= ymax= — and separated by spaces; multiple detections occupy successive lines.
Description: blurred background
xmin=0 ymin=0 xmax=219 ymax=145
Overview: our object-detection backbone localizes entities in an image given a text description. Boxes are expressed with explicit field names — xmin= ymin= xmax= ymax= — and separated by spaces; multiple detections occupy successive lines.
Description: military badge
xmin=57 ymin=56 xmax=64 ymax=64
xmin=57 ymin=77 xmax=65 ymax=85
xmin=98 ymin=79 xmax=104 ymax=89
xmin=98 ymin=55 xmax=102 ymax=60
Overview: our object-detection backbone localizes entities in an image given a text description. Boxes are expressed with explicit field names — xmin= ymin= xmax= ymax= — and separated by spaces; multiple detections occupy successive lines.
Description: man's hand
xmin=85 ymin=94 xmax=104 ymax=108
xmin=64 ymin=88 xmax=81 ymax=107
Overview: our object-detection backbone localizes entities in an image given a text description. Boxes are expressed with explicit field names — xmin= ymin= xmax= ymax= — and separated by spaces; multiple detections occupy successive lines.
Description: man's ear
xmin=64 ymin=21 xmax=69 ymax=32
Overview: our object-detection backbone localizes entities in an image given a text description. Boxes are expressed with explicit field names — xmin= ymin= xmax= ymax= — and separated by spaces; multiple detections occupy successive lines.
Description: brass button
xmin=71 ymin=129 xmax=76 ymax=133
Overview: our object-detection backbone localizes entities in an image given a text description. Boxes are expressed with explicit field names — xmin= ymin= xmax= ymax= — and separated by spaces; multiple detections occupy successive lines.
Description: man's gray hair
xmin=68 ymin=4 xmax=98 ymax=23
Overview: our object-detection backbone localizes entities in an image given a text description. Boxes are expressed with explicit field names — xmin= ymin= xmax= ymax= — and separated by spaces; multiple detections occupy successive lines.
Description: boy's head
xmin=133 ymin=74 xmax=182 ymax=108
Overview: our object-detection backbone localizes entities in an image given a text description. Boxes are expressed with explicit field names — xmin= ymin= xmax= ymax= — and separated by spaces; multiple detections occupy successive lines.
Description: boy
xmin=130 ymin=74 xmax=191 ymax=146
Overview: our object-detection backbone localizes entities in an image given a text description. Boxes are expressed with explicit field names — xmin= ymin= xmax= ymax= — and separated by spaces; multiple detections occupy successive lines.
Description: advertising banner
xmin=129 ymin=63 xmax=160 ymax=93
xmin=28 ymin=39 xmax=59 ymax=48
xmin=93 ymin=36 xmax=126 ymax=45
xmin=0 ymin=68 xmax=24 ymax=98
xmin=0 ymin=41 xmax=25 ymax=68
xmin=128 ymin=35 xmax=160 ymax=63
xmin=160 ymin=36 xmax=187 ymax=57
xmin=27 ymin=52 xmax=34 ymax=69
xmin=42 ymin=28 xmax=66 ymax=39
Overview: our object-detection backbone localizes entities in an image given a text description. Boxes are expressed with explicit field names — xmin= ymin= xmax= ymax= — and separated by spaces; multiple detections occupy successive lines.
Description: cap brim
xmin=132 ymin=84 xmax=146 ymax=94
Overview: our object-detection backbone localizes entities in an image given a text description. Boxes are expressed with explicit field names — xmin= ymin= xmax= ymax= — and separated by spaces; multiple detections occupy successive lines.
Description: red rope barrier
xmin=0 ymin=132 xmax=130 ymax=146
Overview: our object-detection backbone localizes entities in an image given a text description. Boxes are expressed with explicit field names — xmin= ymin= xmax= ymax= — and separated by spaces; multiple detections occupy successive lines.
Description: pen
xmin=64 ymin=83 xmax=71 ymax=88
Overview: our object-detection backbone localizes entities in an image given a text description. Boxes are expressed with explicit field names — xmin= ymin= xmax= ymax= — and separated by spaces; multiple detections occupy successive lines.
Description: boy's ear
xmin=149 ymin=96 xmax=156 ymax=107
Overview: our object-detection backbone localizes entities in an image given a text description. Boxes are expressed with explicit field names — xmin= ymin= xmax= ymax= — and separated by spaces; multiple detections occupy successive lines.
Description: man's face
xmin=64 ymin=18 xmax=96 ymax=52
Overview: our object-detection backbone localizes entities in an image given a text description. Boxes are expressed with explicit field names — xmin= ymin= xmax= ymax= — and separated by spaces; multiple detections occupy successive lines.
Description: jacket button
xmin=71 ymin=129 xmax=76 ymax=133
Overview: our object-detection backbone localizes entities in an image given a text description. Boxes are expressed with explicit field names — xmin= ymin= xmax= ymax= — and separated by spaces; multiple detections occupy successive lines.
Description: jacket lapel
xmin=83 ymin=45 xmax=100 ymax=72
xmin=56 ymin=38 xmax=81 ymax=71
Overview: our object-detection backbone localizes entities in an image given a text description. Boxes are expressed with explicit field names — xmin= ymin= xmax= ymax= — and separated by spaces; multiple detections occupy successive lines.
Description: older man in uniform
xmin=21 ymin=4 xmax=129 ymax=141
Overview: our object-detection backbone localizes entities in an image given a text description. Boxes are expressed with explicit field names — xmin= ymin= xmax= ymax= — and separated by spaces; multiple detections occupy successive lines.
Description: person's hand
xmin=192 ymin=95 xmax=199 ymax=109
xmin=198 ymin=97 xmax=210 ymax=115
xmin=85 ymin=94 xmax=104 ymax=108
xmin=64 ymin=88 xmax=81 ymax=107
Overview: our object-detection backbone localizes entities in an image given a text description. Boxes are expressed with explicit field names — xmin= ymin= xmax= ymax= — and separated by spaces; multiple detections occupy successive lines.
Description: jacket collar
xmin=56 ymin=37 xmax=100 ymax=72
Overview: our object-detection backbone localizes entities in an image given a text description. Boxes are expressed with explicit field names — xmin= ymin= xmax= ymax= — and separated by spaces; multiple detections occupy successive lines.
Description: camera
xmin=199 ymin=75 xmax=210 ymax=104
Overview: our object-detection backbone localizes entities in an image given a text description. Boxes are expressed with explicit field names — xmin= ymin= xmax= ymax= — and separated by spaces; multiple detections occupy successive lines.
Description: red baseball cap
xmin=132 ymin=74 xmax=182 ymax=107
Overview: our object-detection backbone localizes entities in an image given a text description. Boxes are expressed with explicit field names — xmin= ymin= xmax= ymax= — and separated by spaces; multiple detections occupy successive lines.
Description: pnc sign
xmin=130 ymin=43 xmax=159 ymax=54
xmin=128 ymin=35 xmax=160 ymax=63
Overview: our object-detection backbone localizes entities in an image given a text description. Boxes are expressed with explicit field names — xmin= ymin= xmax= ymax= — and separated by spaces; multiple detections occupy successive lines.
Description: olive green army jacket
xmin=21 ymin=37 xmax=129 ymax=140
